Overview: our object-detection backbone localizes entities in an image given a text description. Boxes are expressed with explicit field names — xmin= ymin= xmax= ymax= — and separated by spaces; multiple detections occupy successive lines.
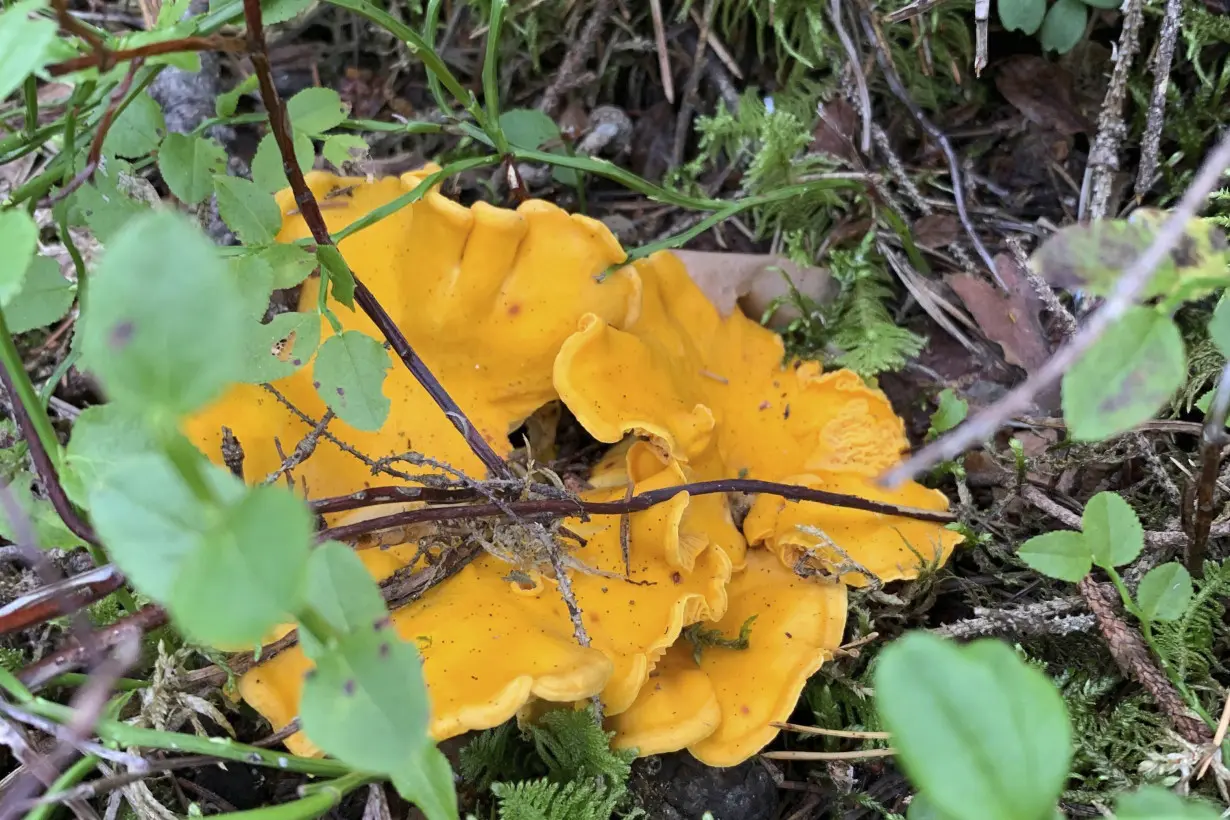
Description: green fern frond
xmin=526 ymin=707 xmax=635 ymax=787
xmin=460 ymin=721 xmax=537 ymax=792
xmin=490 ymin=778 xmax=627 ymax=820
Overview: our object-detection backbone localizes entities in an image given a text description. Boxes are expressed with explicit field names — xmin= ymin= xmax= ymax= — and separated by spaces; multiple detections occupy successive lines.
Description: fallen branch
xmin=881 ymin=127 xmax=1230 ymax=487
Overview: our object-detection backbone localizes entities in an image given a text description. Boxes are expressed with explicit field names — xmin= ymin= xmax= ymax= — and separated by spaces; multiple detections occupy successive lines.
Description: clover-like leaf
xmin=287 ymin=87 xmax=348 ymax=136
xmin=158 ymin=133 xmax=227 ymax=205
xmin=1081 ymin=491 xmax=1143 ymax=569
xmin=1061 ymin=307 xmax=1186 ymax=441
xmin=0 ymin=209 xmax=38 ymax=306
xmin=1017 ymin=531 xmax=1091 ymax=582
xmin=875 ymin=632 xmax=1071 ymax=820
xmin=71 ymin=159 xmax=150 ymax=243
xmin=312 ymin=331 xmax=390 ymax=431
xmin=78 ymin=210 xmax=247 ymax=415
xmin=323 ymin=134 xmax=368 ymax=168
xmin=928 ymin=388 xmax=968 ymax=440
xmin=1135 ymin=563 xmax=1193 ymax=623
xmin=61 ymin=403 xmax=158 ymax=509
xmin=0 ymin=472 xmax=84 ymax=550
xmin=259 ymin=243 xmax=318 ymax=290
xmin=998 ymin=0 xmax=1046 ymax=34
xmin=214 ymin=175 xmax=283 ymax=245
xmin=499 ymin=108 xmax=559 ymax=150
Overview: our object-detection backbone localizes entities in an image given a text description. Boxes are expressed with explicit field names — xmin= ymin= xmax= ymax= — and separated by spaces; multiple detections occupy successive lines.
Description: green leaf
xmin=500 ymin=108 xmax=559 ymax=150
xmin=312 ymin=331 xmax=390 ymax=431
xmin=1031 ymin=211 xmax=1230 ymax=300
xmin=305 ymin=542 xmax=387 ymax=640
xmin=1115 ymin=786 xmax=1221 ymax=819
xmin=1017 ymin=531 xmax=1091 ymax=582
xmin=0 ymin=0 xmax=58 ymax=108
xmin=71 ymin=160 xmax=150 ymax=243
xmin=1209 ymin=294 xmax=1230 ymax=359
xmin=1039 ymin=0 xmax=1087 ymax=53
xmin=215 ymin=73 xmax=259 ymax=118
xmin=238 ymin=310 xmax=321 ymax=383
xmin=260 ymin=243 xmax=318 ymax=290
xmin=103 ymin=92 xmax=167 ymax=158
xmin=251 ymin=131 xmax=316 ymax=193
xmin=158 ymin=134 xmax=227 ymax=205
xmin=1080 ymin=0 xmax=1123 ymax=9
xmin=1081 ymin=491 xmax=1143 ymax=569
xmin=62 ymin=403 xmax=158 ymax=508
xmin=322 ymin=134 xmax=368 ymax=168
xmin=391 ymin=745 xmax=460 ymax=820
xmin=317 ymin=245 xmax=355 ymax=308
xmin=1061 ymin=307 xmax=1186 ymax=441
xmin=875 ymin=632 xmax=1071 ymax=820
xmin=299 ymin=623 xmax=433 ymax=775
xmin=213 ymin=175 xmax=283 ymax=245
xmin=226 ymin=252 xmax=277 ymax=320
xmin=0 ymin=209 xmax=38 ymax=307
xmin=78 ymin=210 xmax=246 ymax=415
xmin=1135 ymin=563 xmax=1193 ymax=623
xmin=171 ymin=483 xmax=312 ymax=646
xmin=998 ymin=0 xmax=1046 ymax=34
xmin=287 ymin=87 xmax=348 ymax=136
xmin=928 ymin=388 xmax=968 ymax=439
xmin=0 ymin=472 xmax=84 ymax=550
xmin=7 ymin=256 xmax=75 ymax=334
xmin=260 ymin=0 xmax=314 ymax=24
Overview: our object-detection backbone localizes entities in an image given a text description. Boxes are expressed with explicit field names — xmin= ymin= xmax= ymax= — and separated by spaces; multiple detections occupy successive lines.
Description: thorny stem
xmin=316 ymin=476 xmax=957 ymax=544
xmin=882 ymin=128 xmax=1230 ymax=487
xmin=47 ymin=35 xmax=248 ymax=76
xmin=1189 ymin=361 xmax=1230 ymax=578
xmin=242 ymin=0 xmax=512 ymax=481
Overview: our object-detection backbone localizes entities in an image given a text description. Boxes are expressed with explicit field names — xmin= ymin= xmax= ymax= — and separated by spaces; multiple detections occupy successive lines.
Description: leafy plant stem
xmin=299 ymin=770 xmax=379 ymax=797
xmin=207 ymin=788 xmax=344 ymax=820
xmin=22 ymin=76 xmax=37 ymax=138
xmin=295 ymin=604 xmax=342 ymax=646
xmin=25 ymin=696 xmax=352 ymax=775
xmin=422 ymin=0 xmax=452 ymax=114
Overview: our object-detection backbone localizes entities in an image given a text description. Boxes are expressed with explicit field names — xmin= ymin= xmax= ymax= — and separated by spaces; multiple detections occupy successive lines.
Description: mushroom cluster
xmin=183 ymin=166 xmax=962 ymax=768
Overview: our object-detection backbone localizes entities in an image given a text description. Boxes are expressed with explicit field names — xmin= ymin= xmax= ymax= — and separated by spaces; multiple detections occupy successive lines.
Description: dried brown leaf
xmin=812 ymin=97 xmax=859 ymax=162
xmin=994 ymin=55 xmax=1091 ymax=136
xmin=911 ymin=214 xmax=961 ymax=249
xmin=673 ymin=250 xmax=834 ymax=330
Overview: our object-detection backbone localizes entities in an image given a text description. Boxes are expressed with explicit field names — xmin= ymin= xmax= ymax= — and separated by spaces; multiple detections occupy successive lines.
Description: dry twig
xmin=1189 ymin=361 xmax=1230 ymax=576
xmin=537 ymin=0 xmax=617 ymax=116
xmin=1134 ymin=0 xmax=1184 ymax=199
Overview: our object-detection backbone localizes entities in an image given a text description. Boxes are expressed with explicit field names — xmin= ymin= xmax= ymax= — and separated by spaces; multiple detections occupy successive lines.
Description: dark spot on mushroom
xmin=109 ymin=321 xmax=135 ymax=349
xmin=783 ymin=404 xmax=791 ymax=420
xmin=740 ymin=705 xmax=750 ymax=715
xmin=671 ymin=572 xmax=682 ymax=584
xmin=508 ymin=303 xmax=522 ymax=316
xmin=343 ymin=679 xmax=356 ymax=696
xmin=758 ymin=400 xmax=770 ymax=411
xmin=785 ymin=632 xmax=793 ymax=638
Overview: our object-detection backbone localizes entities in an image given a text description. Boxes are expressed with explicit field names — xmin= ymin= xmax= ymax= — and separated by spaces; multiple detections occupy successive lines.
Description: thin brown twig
xmin=649 ymin=0 xmax=674 ymax=103
xmin=537 ymin=0 xmax=617 ymax=116
xmin=262 ymin=409 xmax=334 ymax=485
xmin=882 ymin=127 xmax=1230 ymax=487
xmin=1189 ymin=361 xmax=1230 ymax=577
xmin=854 ymin=3 xmax=1003 ymax=288
xmin=241 ymin=0 xmax=510 ymax=481
xmin=46 ymin=35 xmax=247 ymax=76
xmin=18 ymin=605 xmax=167 ymax=691
xmin=828 ymin=0 xmax=871 ymax=154
xmin=0 ymin=565 xmax=124 ymax=637
xmin=1133 ymin=0 xmax=1183 ymax=199
xmin=317 ymin=476 xmax=957 ymax=544
xmin=44 ymin=58 xmax=145 ymax=208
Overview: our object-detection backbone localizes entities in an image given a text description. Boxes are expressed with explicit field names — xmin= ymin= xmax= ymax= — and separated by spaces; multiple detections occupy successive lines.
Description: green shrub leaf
xmin=1017 ymin=531 xmax=1091 ymax=582
xmin=251 ymin=130 xmax=316 ymax=193
xmin=1081 ymin=491 xmax=1143 ymax=569
xmin=323 ymin=134 xmax=368 ymax=168
xmin=0 ymin=1 xmax=59 ymax=109
xmin=103 ymin=91 xmax=167 ymax=158
xmin=78 ymin=210 xmax=246 ymax=415
xmin=158 ymin=134 xmax=227 ymax=205
xmin=239 ymin=310 xmax=321 ymax=383
xmin=287 ymin=87 xmax=349 ymax=136
xmin=392 ymin=745 xmax=460 ymax=820
xmin=499 ymin=108 xmax=559 ymax=150
xmin=1039 ymin=0 xmax=1087 ymax=53
xmin=875 ymin=632 xmax=1071 ymax=820
xmin=1061 ymin=307 xmax=1186 ymax=441
xmin=214 ymin=175 xmax=283 ymax=245
xmin=0 ymin=209 xmax=38 ymax=306
xmin=1115 ymin=786 xmax=1221 ymax=819
xmin=312 ymin=331 xmax=390 ymax=431
xmin=6 ymin=256 xmax=75 ymax=334
xmin=998 ymin=0 xmax=1046 ymax=35
xmin=260 ymin=243 xmax=318 ymax=290
xmin=1135 ymin=563 xmax=1194 ymax=623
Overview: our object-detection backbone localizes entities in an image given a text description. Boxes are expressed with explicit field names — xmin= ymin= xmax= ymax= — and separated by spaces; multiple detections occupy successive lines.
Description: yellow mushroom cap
xmin=686 ymin=549 xmax=848 ymax=768
xmin=606 ymin=641 xmax=721 ymax=757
